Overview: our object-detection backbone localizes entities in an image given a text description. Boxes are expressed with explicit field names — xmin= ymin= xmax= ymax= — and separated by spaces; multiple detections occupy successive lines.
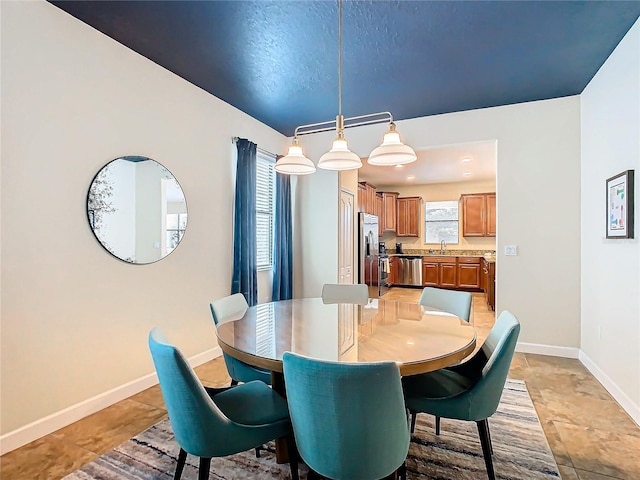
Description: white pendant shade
xmin=275 ymin=141 xmax=316 ymax=175
xmin=317 ymin=138 xmax=362 ymax=171
xmin=367 ymin=123 xmax=417 ymax=166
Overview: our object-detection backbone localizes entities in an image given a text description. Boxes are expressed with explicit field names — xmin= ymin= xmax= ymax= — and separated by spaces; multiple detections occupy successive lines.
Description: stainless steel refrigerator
xmin=359 ymin=213 xmax=381 ymax=297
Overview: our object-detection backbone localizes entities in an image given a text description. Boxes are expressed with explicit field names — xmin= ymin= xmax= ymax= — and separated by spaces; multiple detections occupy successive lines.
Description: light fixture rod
xmin=338 ymin=0 xmax=343 ymax=117
xmin=293 ymin=111 xmax=394 ymax=137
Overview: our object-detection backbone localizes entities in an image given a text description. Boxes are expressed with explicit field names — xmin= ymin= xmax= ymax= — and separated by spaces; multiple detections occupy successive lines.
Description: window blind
xmin=256 ymin=152 xmax=276 ymax=269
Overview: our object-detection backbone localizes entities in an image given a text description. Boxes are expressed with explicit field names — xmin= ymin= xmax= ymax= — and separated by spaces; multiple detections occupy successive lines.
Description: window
xmin=256 ymin=152 xmax=276 ymax=269
xmin=166 ymin=213 xmax=187 ymax=254
xmin=424 ymin=200 xmax=459 ymax=244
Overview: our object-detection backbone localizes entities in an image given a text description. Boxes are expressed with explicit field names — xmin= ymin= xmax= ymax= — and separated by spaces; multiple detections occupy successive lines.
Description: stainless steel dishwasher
xmin=397 ymin=256 xmax=423 ymax=286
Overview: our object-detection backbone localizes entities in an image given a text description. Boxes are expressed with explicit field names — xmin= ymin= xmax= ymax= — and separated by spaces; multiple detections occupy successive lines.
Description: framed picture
xmin=606 ymin=170 xmax=634 ymax=239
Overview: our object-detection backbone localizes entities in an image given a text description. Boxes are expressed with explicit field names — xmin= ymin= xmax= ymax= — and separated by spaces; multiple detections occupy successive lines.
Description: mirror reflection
xmin=87 ymin=156 xmax=188 ymax=264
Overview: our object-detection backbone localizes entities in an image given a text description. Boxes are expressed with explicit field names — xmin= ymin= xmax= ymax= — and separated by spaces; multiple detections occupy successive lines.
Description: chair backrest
xmin=419 ymin=286 xmax=472 ymax=322
xmin=468 ymin=310 xmax=520 ymax=420
xmin=210 ymin=293 xmax=249 ymax=325
xmin=148 ymin=328 xmax=232 ymax=457
xmin=283 ymin=352 xmax=409 ymax=480
xmin=321 ymin=283 xmax=369 ymax=305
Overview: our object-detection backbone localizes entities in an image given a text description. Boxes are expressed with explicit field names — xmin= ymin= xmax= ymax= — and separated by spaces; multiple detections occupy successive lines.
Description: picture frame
xmin=606 ymin=170 xmax=634 ymax=239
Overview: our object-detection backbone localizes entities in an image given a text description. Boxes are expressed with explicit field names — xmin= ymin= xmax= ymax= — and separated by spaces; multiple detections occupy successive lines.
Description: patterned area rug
xmin=64 ymin=379 xmax=559 ymax=479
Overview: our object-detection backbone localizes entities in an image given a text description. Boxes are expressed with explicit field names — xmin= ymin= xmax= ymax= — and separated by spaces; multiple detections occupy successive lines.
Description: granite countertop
xmin=389 ymin=249 xmax=496 ymax=259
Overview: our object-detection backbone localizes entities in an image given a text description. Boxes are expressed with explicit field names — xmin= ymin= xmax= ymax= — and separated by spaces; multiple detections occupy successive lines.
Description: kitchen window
xmin=256 ymin=151 xmax=276 ymax=270
xmin=424 ymin=200 xmax=459 ymax=244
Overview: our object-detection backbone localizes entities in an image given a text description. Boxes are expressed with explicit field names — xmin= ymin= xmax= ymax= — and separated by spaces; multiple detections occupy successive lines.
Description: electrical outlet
xmin=505 ymin=245 xmax=518 ymax=256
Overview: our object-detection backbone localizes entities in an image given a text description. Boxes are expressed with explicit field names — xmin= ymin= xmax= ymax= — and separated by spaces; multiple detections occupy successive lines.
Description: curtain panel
xmin=232 ymin=139 xmax=258 ymax=306
xmin=272 ymin=171 xmax=293 ymax=301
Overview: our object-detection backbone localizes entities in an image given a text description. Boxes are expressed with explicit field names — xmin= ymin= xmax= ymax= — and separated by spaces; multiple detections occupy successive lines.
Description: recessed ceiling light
xmin=462 ymin=157 xmax=472 ymax=163
xmin=407 ymin=175 xmax=415 ymax=181
xmin=463 ymin=172 xmax=471 ymax=176
xmin=395 ymin=164 xmax=404 ymax=168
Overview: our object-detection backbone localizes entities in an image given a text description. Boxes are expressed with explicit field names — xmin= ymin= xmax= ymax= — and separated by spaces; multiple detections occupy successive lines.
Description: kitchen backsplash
xmin=390 ymin=249 xmax=496 ymax=256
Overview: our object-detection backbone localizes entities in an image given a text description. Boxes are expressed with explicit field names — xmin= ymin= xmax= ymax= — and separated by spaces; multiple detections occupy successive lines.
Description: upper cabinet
xmin=382 ymin=192 xmax=398 ymax=232
xmin=396 ymin=196 xmax=421 ymax=237
xmin=358 ymin=182 xmax=377 ymax=215
xmin=461 ymin=193 xmax=496 ymax=237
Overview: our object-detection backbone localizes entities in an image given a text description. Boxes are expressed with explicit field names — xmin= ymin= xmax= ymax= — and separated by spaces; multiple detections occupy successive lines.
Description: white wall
xmin=0 ymin=0 xmax=288 ymax=444
xmin=296 ymin=97 xmax=582 ymax=351
xmin=580 ymin=18 xmax=640 ymax=424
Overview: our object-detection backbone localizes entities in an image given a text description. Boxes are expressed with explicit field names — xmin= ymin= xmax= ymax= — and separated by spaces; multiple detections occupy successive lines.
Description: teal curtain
xmin=272 ymin=171 xmax=293 ymax=301
xmin=232 ymin=139 xmax=258 ymax=306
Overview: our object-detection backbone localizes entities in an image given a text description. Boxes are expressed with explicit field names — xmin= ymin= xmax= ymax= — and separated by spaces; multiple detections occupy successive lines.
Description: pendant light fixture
xmin=316 ymin=0 xmax=361 ymax=171
xmin=275 ymin=137 xmax=316 ymax=175
xmin=275 ymin=0 xmax=417 ymax=174
xmin=367 ymin=122 xmax=417 ymax=165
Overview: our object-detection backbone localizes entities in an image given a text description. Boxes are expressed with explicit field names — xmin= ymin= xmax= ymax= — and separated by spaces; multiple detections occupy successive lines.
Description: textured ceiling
xmin=50 ymin=1 xmax=640 ymax=137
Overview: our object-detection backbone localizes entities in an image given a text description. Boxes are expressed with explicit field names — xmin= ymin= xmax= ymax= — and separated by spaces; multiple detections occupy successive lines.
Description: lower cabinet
xmin=388 ymin=256 xmax=398 ymax=285
xmin=422 ymin=257 xmax=457 ymax=288
xmin=457 ymin=257 xmax=481 ymax=289
xmin=483 ymin=259 xmax=495 ymax=310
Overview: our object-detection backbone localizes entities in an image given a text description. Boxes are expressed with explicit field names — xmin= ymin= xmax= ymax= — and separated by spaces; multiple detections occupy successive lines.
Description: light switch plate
xmin=505 ymin=245 xmax=518 ymax=256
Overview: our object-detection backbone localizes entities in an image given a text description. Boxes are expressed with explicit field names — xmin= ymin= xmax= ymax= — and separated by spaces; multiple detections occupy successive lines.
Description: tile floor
xmin=1 ymin=290 xmax=638 ymax=479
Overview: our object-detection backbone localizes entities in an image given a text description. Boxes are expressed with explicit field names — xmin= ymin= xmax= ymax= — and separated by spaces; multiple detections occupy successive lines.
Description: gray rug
xmin=64 ymin=379 xmax=559 ymax=479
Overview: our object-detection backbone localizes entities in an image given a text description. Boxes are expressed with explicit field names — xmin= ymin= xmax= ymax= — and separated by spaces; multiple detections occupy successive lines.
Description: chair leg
xmin=486 ymin=419 xmax=494 ymax=455
xmin=476 ymin=420 xmax=496 ymax=480
xmin=410 ymin=412 xmax=417 ymax=433
xmin=173 ymin=448 xmax=187 ymax=480
xmin=255 ymin=446 xmax=261 ymax=458
xmin=307 ymin=469 xmax=322 ymax=479
xmin=435 ymin=415 xmax=441 ymax=435
xmin=198 ymin=457 xmax=212 ymax=480
xmin=398 ymin=462 xmax=407 ymax=480
xmin=285 ymin=434 xmax=299 ymax=480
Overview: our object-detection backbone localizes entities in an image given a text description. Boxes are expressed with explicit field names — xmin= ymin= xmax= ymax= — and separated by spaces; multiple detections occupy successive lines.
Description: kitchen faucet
xmin=440 ymin=240 xmax=446 ymax=254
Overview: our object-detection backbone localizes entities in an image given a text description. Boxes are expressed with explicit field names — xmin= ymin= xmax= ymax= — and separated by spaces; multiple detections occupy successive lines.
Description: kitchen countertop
xmin=389 ymin=250 xmax=496 ymax=259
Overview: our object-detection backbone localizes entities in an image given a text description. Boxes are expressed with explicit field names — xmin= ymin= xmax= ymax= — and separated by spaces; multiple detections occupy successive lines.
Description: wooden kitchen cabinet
xmin=358 ymin=182 xmax=378 ymax=215
xmin=381 ymin=192 xmax=398 ymax=232
xmin=376 ymin=193 xmax=384 ymax=235
xmin=461 ymin=193 xmax=496 ymax=237
xmin=486 ymin=193 xmax=496 ymax=236
xmin=422 ymin=256 xmax=457 ymax=288
xmin=483 ymin=258 xmax=495 ymax=310
xmin=357 ymin=182 xmax=366 ymax=212
xmin=388 ymin=256 xmax=398 ymax=285
xmin=457 ymin=257 xmax=481 ymax=289
xmin=396 ymin=196 xmax=421 ymax=237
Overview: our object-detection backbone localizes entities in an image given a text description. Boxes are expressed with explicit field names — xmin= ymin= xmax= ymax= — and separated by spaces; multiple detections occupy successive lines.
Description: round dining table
xmin=215 ymin=297 xmax=476 ymax=377
xmin=215 ymin=297 xmax=476 ymax=463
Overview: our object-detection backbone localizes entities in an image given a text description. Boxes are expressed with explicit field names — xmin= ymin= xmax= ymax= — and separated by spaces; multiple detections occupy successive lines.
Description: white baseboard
xmin=0 ymin=346 xmax=222 ymax=455
xmin=578 ymin=350 xmax=640 ymax=427
xmin=516 ymin=342 xmax=580 ymax=358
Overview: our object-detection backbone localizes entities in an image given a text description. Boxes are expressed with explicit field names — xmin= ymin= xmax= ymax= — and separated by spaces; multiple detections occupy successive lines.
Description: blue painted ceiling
xmin=50 ymin=1 xmax=640 ymax=137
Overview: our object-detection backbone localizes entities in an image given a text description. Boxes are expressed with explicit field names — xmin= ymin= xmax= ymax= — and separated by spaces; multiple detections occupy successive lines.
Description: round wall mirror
xmin=87 ymin=156 xmax=188 ymax=264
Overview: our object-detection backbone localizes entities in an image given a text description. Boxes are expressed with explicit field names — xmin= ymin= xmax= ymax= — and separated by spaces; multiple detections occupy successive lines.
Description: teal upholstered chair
xmin=210 ymin=293 xmax=271 ymax=385
xmin=402 ymin=311 xmax=520 ymax=480
xmin=283 ymin=352 xmax=410 ymax=480
xmin=419 ymin=286 xmax=472 ymax=322
xmin=148 ymin=328 xmax=298 ymax=480
xmin=321 ymin=283 xmax=369 ymax=305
